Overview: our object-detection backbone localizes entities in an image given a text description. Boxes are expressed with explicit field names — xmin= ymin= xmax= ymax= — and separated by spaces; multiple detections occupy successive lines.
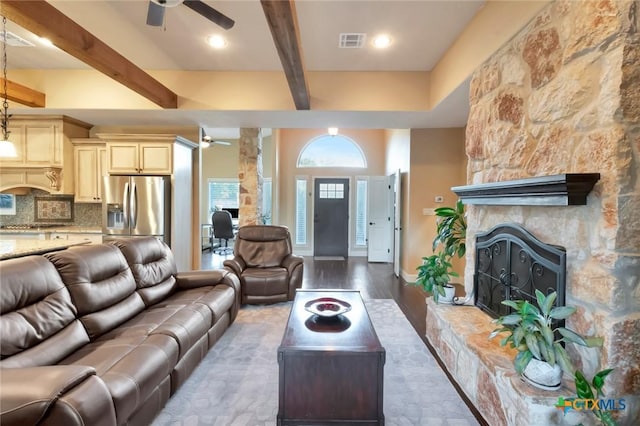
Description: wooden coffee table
xmin=277 ymin=289 xmax=385 ymax=425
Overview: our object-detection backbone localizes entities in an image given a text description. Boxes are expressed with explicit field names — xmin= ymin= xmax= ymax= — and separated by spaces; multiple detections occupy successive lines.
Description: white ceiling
xmin=6 ymin=0 xmax=485 ymax=132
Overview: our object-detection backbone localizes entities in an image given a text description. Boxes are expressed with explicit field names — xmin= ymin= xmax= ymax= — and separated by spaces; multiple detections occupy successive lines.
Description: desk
xmin=201 ymin=224 xmax=213 ymax=251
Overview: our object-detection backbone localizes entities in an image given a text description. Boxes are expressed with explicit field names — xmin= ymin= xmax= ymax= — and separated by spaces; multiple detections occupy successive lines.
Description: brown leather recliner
xmin=224 ymin=225 xmax=303 ymax=304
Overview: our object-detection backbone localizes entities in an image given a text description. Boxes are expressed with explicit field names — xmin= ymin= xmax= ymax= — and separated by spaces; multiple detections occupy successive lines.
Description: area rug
xmin=152 ymin=299 xmax=479 ymax=426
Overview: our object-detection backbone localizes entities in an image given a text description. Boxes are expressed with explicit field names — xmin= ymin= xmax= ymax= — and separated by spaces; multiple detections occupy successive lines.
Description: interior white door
xmin=367 ymin=176 xmax=393 ymax=262
xmin=393 ymin=169 xmax=402 ymax=277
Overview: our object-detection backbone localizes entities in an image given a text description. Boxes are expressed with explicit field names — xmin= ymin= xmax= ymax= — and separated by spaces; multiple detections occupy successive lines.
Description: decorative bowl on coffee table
xmin=304 ymin=297 xmax=352 ymax=318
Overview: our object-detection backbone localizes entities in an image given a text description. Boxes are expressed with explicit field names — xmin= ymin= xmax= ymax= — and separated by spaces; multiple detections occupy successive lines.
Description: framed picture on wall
xmin=0 ymin=194 xmax=16 ymax=215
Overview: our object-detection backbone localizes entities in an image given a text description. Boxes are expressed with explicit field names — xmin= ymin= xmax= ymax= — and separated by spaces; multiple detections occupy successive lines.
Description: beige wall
xmin=405 ymin=128 xmax=466 ymax=279
xmin=277 ymin=128 xmax=386 ymax=255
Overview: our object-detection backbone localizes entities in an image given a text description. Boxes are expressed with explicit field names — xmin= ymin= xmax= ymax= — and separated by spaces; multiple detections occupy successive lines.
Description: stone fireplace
xmin=425 ymin=1 xmax=639 ymax=425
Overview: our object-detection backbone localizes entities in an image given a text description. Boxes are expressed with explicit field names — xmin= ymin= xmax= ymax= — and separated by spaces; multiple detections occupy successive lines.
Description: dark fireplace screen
xmin=474 ymin=223 xmax=566 ymax=318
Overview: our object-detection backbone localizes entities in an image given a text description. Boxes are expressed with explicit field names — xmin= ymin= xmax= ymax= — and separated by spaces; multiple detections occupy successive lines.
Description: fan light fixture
xmin=328 ymin=127 xmax=339 ymax=136
xmin=0 ymin=16 xmax=17 ymax=158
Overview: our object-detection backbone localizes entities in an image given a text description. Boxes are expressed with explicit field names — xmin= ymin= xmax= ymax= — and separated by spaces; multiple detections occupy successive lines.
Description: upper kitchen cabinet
xmin=0 ymin=115 xmax=92 ymax=193
xmin=72 ymin=139 xmax=107 ymax=203
xmin=105 ymin=139 xmax=173 ymax=175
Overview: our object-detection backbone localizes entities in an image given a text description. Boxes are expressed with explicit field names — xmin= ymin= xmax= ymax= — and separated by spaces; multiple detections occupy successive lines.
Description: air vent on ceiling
xmin=339 ymin=33 xmax=366 ymax=48
xmin=1 ymin=31 xmax=35 ymax=47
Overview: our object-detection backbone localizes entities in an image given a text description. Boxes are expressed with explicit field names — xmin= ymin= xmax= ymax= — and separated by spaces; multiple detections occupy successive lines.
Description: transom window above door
xmin=297 ymin=135 xmax=366 ymax=168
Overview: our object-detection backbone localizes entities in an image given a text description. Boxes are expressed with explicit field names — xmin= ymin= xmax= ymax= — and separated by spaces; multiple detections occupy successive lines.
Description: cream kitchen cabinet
xmin=73 ymin=140 xmax=107 ymax=203
xmin=106 ymin=142 xmax=172 ymax=175
xmin=0 ymin=115 xmax=91 ymax=194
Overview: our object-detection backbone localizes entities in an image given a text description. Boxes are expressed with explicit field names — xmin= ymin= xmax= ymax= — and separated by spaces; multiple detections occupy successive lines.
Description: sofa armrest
xmin=176 ymin=269 xmax=241 ymax=321
xmin=176 ymin=269 xmax=232 ymax=289
xmin=0 ymin=365 xmax=98 ymax=425
xmin=282 ymin=254 xmax=304 ymax=274
xmin=223 ymin=256 xmax=246 ymax=276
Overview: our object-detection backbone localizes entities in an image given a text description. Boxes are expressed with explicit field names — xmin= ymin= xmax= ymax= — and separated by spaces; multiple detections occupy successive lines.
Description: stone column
xmin=238 ymin=128 xmax=263 ymax=226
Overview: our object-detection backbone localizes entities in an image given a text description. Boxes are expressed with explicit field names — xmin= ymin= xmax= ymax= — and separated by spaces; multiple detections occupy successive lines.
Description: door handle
xmin=131 ymin=182 xmax=138 ymax=228
xmin=123 ymin=182 xmax=130 ymax=228
xmin=369 ymin=222 xmax=375 ymax=225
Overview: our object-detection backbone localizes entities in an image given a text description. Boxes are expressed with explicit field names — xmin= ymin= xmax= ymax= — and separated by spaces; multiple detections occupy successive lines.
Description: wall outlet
xmin=435 ymin=196 xmax=444 ymax=203
xmin=423 ymin=208 xmax=436 ymax=215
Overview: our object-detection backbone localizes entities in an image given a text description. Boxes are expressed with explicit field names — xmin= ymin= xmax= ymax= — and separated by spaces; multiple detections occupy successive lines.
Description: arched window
xmin=297 ymin=135 xmax=367 ymax=168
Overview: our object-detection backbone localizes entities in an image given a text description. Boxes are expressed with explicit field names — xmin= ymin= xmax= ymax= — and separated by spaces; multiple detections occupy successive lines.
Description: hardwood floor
xmin=200 ymin=250 xmax=487 ymax=425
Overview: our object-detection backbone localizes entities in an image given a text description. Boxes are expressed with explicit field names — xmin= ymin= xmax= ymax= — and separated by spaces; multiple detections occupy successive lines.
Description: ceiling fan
xmin=146 ymin=0 xmax=235 ymax=30
xmin=201 ymin=135 xmax=231 ymax=148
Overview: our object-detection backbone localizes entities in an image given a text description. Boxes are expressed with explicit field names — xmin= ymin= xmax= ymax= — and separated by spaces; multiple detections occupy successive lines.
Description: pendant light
xmin=0 ymin=16 xmax=17 ymax=158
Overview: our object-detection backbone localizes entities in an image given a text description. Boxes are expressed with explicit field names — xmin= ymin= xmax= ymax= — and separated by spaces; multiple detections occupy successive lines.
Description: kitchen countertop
xmin=0 ymin=226 xmax=102 ymax=234
xmin=0 ymin=239 xmax=92 ymax=260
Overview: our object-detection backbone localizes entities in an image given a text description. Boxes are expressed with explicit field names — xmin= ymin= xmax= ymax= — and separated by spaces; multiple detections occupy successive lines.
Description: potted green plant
xmin=413 ymin=200 xmax=466 ymax=304
xmin=433 ymin=199 xmax=467 ymax=259
xmin=490 ymin=290 xmax=603 ymax=390
xmin=415 ymin=251 xmax=458 ymax=303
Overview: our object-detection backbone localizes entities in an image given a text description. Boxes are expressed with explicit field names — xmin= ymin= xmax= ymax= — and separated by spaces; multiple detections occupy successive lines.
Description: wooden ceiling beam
xmin=0 ymin=78 xmax=46 ymax=107
xmin=261 ymin=0 xmax=310 ymax=110
xmin=1 ymin=0 xmax=178 ymax=109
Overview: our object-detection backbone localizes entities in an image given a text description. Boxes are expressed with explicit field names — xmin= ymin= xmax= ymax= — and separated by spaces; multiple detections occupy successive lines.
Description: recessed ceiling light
xmin=372 ymin=34 xmax=392 ymax=49
xmin=207 ymin=35 xmax=227 ymax=49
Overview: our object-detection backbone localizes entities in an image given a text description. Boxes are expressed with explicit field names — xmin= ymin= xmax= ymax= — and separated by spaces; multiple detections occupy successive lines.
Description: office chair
xmin=211 ymin=210 xmax=236 ymax=255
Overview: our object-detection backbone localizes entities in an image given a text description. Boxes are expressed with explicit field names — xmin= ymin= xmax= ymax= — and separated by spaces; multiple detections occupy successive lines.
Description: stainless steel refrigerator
xmin=102 ymin=175 xmax=171 ymax=244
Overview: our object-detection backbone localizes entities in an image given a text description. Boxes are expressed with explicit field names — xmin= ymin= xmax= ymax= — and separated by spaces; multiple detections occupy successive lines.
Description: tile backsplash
xmin=0 ymin=189 xmax=101 ymax=226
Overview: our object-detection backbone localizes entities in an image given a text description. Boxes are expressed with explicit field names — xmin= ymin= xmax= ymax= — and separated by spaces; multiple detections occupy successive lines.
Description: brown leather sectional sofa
xmin=0 ymin=237 xmax=240 ymax=426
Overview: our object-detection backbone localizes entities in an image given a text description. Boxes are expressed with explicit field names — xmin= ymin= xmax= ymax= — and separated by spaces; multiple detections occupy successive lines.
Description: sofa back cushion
xmin=235 ymin=225 xmax=292 ymax=268
xmin=0 ymin=256 xmax=90 ymax=366
xmin=46 ymin=244 xmax=145 ymax=340
xmin=109 ymin=237 xmax=177 ymax=306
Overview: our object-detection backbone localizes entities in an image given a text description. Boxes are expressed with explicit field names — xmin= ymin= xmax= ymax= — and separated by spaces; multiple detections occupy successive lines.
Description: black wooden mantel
xmin=452 ymin=173 xmax=601 ymax=206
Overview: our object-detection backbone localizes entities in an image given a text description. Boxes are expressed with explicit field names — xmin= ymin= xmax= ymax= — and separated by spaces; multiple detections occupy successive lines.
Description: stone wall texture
xmin=238 ymin=128 xmax=263 ymax=227
xmin=446 ymin=1 xmax=640 ymax=425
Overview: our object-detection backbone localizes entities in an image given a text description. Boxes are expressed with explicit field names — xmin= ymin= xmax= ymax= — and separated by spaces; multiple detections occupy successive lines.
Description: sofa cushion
xmin=109 ymin=237 xmax=177 ymax=306
xmin=159 ymin=286 xmax=236 ymax=325
xmin=0 ymin=256 xmax=89 ymax=365
xmin=241 ymin=267 xmax=289 ymax=296
xmin=46 ymin=244 xmax=145 ymax=340
xmin=60 ymin=333 xmax=179 ymax=424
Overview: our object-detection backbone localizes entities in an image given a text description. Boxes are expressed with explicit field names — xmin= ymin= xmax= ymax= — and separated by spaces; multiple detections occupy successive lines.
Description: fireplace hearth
xmin=474 ymin=223 xmax=566 ymax=319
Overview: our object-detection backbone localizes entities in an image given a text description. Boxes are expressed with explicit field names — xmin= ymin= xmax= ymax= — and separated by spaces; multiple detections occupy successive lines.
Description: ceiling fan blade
xmin=146 ymin=1 xmax=165 ymax=26
xmin=213 ymin=140 xmax=231 ymax=146
xmin=183 ymin=0 xmax=235 ymax=30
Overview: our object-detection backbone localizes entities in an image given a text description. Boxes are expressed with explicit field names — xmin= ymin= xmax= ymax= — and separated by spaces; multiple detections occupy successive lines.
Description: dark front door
xmin=314 ymin=178 xmax=349 ymax=257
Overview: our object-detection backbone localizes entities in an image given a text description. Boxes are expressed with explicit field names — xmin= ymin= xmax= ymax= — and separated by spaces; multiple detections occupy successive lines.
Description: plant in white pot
xmin=490 ymin=290 xmax=603 ymax=390
xmin=413 ymin=200 xmax=466 ymax=304
xmin=415 ymin=251 xmax=458 ymax=303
